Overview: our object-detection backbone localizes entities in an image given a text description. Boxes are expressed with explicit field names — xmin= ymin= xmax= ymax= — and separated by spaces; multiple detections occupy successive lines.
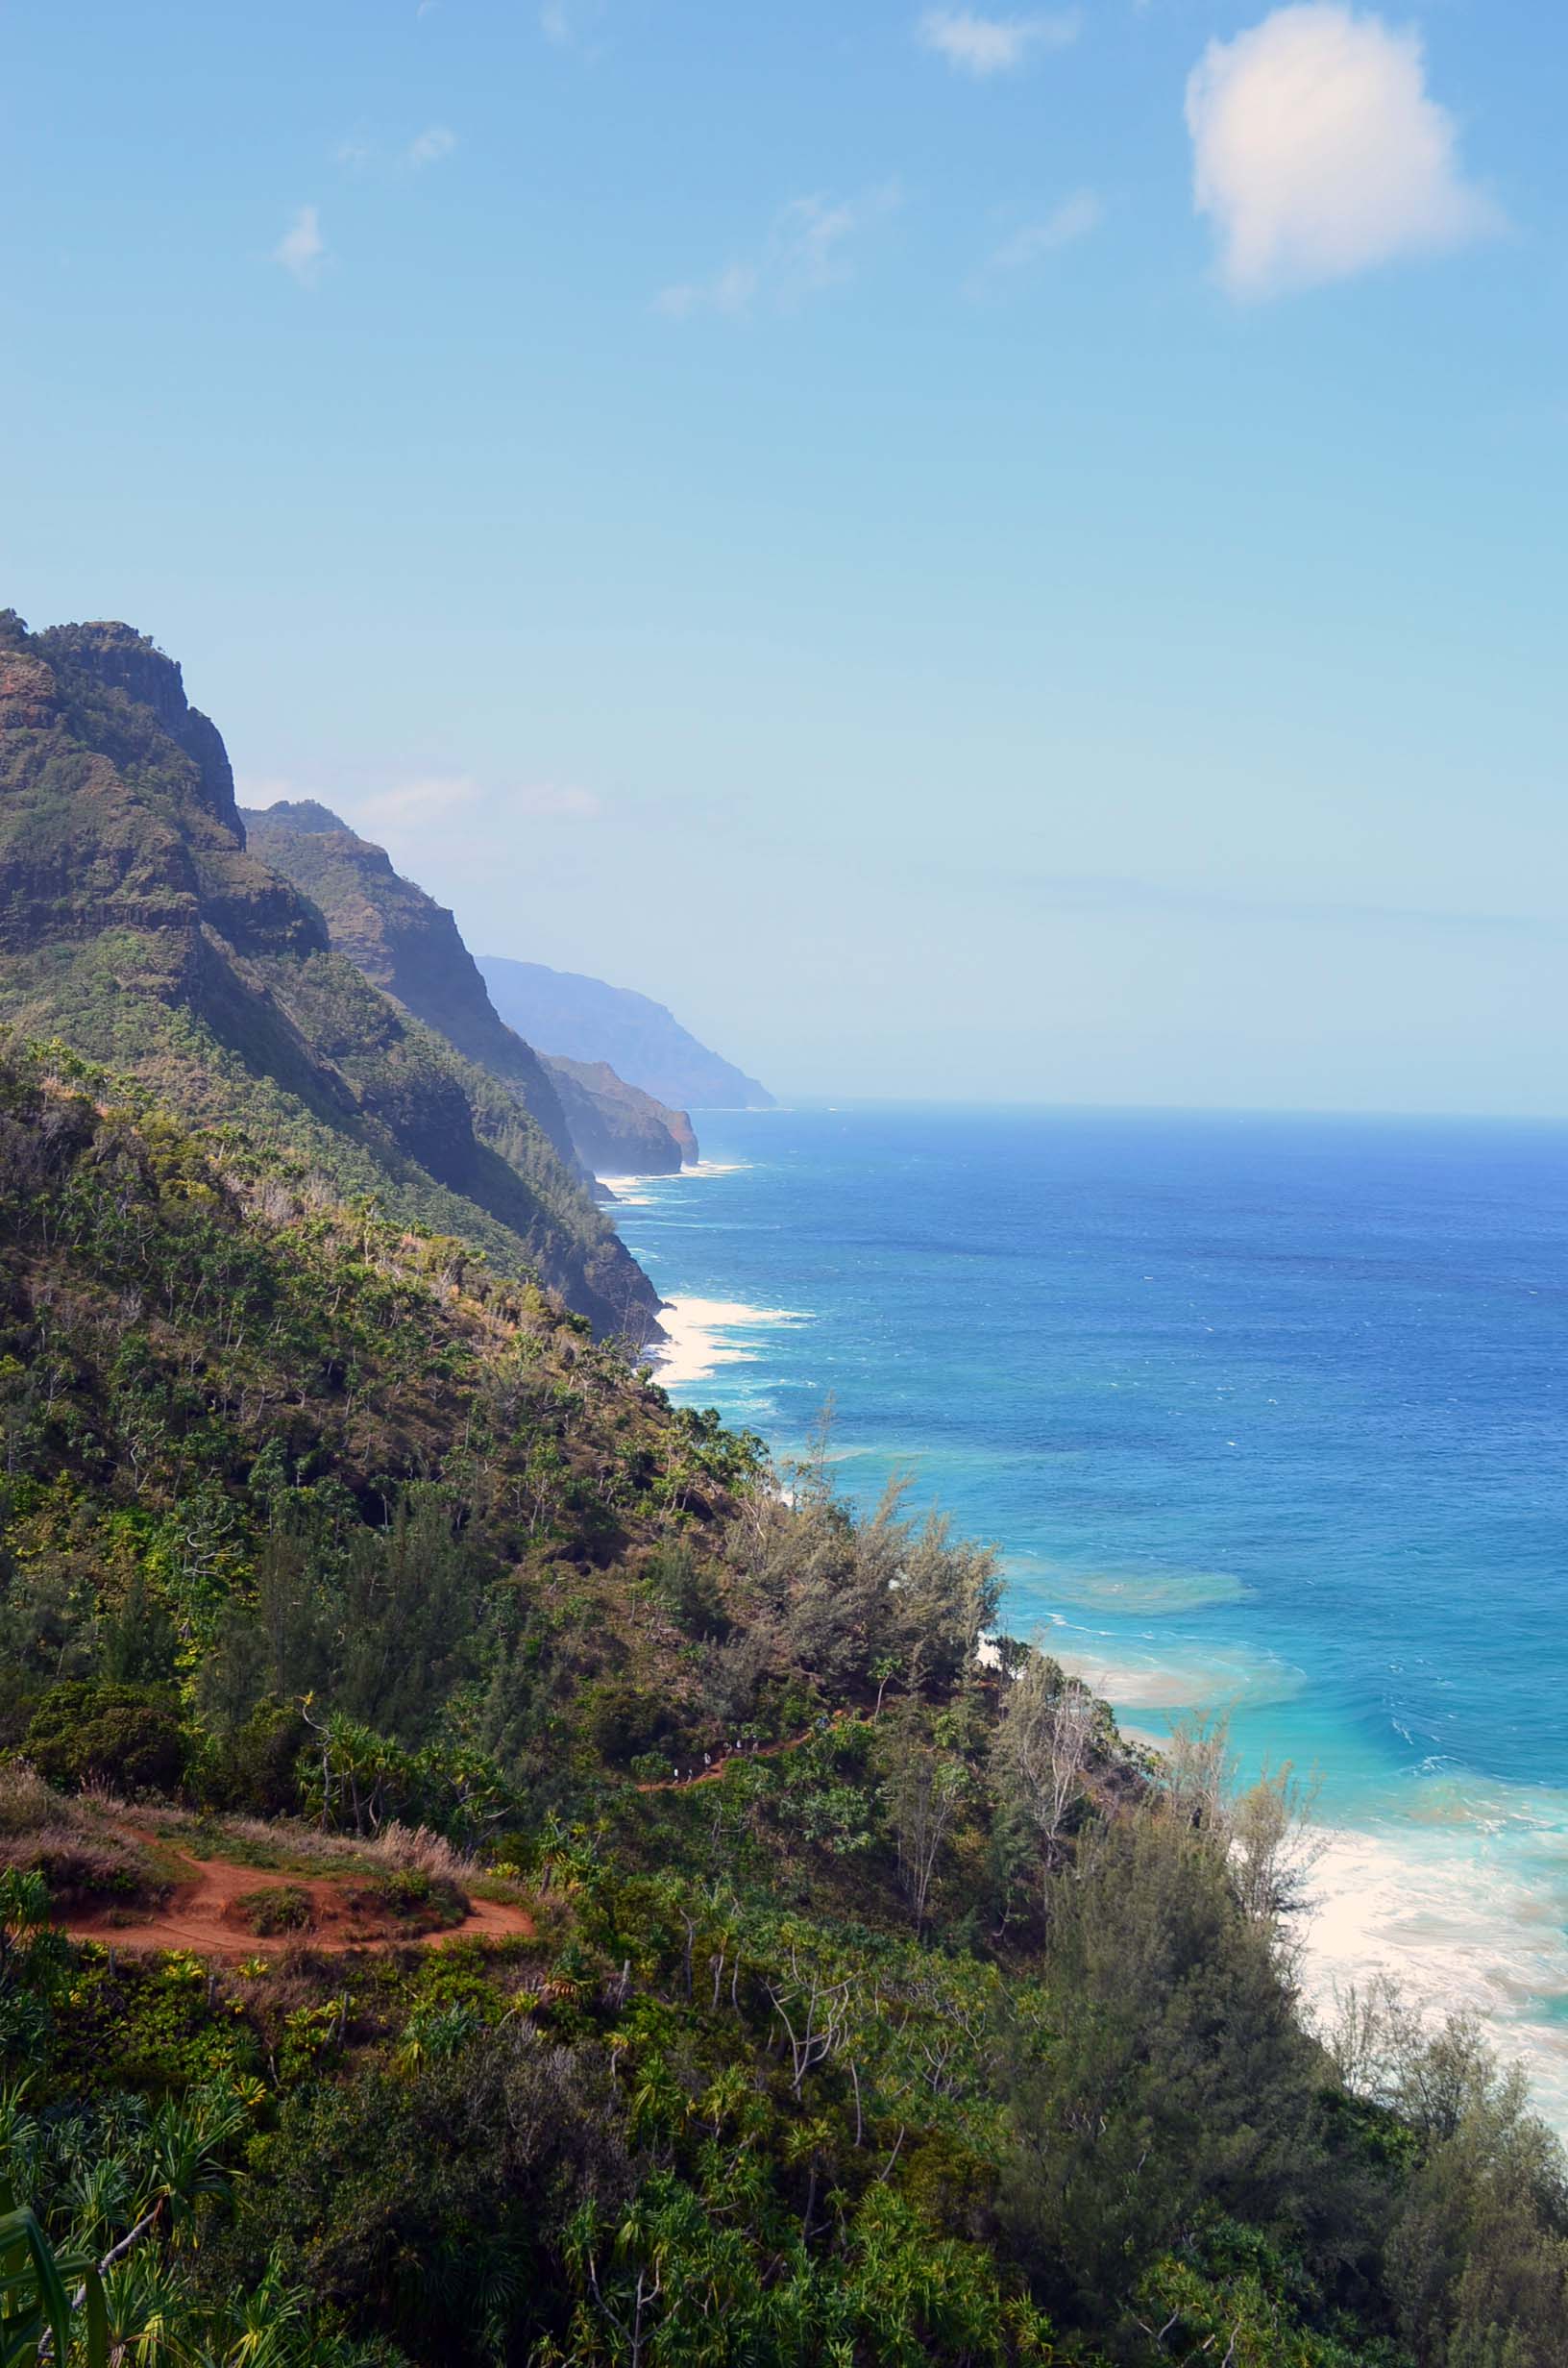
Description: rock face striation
xmin=0 ymin=611 xmax=660 ymax=1339
xmin=478 ymin=955 xmax=773 ymax=1112
xmin=244 ymin=802 xmax=696 ymax=1182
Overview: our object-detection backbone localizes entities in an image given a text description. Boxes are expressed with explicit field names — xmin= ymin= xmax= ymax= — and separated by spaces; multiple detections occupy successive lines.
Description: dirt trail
xmin=635 ymin=1706 xmax=870 ymax=1792
xmin=56 ymin=1836 xmax=533 ymax=1961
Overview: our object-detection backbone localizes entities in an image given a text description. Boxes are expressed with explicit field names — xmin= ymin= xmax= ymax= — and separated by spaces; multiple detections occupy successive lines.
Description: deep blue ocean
xmin=609 ymin=1104 xmax=1568 ymax=2117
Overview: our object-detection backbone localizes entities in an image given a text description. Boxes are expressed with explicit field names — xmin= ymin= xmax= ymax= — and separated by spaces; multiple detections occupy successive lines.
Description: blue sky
xmin=3 ymin=0 xmax=1564 ymax=1110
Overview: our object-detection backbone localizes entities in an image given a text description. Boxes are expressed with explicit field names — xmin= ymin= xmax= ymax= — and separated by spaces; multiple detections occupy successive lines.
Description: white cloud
xmin=654 ymin=184 xmax=901 ymax=321
xmin=916 ymin=9 xmax=1080 ymax=77
xmin=406 ymin=123 xmax=456 ymax=169
xmin=272 ymin=206 xmax=327 ymax=286
xmin=355 ymin=778 xmax=479 ymax=831
xmin=1186 ymin=4 xmax=1503 ymax=298
xmin=353 ymin=777 xmax=601 ymax=835
xmin=977 ymin=188 xmax=1103 ymax=280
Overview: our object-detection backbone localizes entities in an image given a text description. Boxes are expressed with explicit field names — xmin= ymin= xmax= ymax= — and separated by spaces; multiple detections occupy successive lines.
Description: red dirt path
xmin=55 ymin=1836 xmax=533 ymax=1960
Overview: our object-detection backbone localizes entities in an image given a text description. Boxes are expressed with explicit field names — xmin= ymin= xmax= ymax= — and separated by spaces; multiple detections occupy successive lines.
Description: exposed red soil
xmin=54 ymin=1836 xmax=533 ymax=1960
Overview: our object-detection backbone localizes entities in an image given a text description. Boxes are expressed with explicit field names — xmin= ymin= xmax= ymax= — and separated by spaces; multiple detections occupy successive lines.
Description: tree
xmin=883 ymin=1708 xmax=968 ymax=1936
xmin=993 ymin=1651 xmax=1096 ymax=1880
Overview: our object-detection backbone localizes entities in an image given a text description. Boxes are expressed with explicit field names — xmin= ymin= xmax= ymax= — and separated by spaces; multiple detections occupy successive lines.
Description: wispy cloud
xmin=653 ymin=264 xmax=760 ymax=322
xmin=272 ymin=206 xmax=327 ymax=287
xmin=541 ymin=0 xmax=604 ymax=49
xmin=655 ymin=183 xmax=902 ymax=321
xmin=916 ymin=9 xmax=1080 ymax=78
xmin=353 ymin=777 xmax=601 ymax=835
xmin=973 ymin=188 xmax=1102 ymax=284
xmin=406 ymin=123 xmax=457 ymax=169
xmin=1187 ymin=3 xmax=1503 ymax=299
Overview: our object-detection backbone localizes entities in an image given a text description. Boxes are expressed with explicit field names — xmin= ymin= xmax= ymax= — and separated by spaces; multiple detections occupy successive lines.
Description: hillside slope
xmin=0 ymin=612 xmax=658 ymax=1338
xmin=545 ymin=1052 xmax=698 ymax=1175
xmin=245 ymin=799 xmax=696 ymax=1181
xmin=480 ymin=952 xmax=775 ymax=1109
xmin=3 ymin=1035 xmax=1566 ymax=2367
xmin=240 ymin=799 xmax=581 ymax=1170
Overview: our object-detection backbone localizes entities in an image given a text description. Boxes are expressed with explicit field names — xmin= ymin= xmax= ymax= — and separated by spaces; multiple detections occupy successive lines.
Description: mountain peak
xmin=34 ymin=618 xmax=241 ymax=836
xmin=251 ymin=797 xmax=356 ymax=839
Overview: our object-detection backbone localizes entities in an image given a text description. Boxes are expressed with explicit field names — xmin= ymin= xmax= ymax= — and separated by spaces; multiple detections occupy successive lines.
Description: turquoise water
xmin=612 ymin=1104 xmax=1568 ymax=2118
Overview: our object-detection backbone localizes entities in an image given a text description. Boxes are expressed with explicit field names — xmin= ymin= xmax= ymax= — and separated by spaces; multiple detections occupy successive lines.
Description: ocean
xmin=609 ymin=1103 xmax=1568 ymax=2124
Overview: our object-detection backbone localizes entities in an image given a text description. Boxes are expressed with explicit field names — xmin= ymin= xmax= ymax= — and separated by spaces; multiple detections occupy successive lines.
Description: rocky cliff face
xmin=245 ymin=801 xmax=698 ymax=1186
xmin=545 ymin=1055 xmax=698 ymax=1177
xmin=34 ymin=618 xmax=243 ymax=838
xmin=0 ymin=612 xmax=660 ymax=1340
xmin=241 ymin=800 xmax=580 ymax=1174
xmin=478 ymin=955 xmax=774 ymax=1111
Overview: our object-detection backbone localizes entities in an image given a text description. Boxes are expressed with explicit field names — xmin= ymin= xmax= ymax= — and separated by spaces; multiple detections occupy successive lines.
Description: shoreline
xmin=611 ymin=1140 xmax=1568 ymax=2134
xmin=649 ymin=1294 xmax=811 ymax=1392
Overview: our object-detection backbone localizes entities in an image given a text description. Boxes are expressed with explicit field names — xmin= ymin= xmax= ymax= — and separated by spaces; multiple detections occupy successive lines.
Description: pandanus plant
xmin=0 ymin=2187 xmax=109 ymax=2367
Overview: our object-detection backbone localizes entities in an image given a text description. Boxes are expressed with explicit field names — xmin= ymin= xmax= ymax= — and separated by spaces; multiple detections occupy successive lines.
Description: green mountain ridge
xmin=243 ymin=799 xmax=698 ymax=1183
xmin=0 ymin=612 xmax=659 ymax=1340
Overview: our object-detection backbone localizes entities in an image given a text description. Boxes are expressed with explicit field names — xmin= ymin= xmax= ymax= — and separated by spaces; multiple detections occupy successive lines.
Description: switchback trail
xmin=54 ymin=1836 xmax=534 ymax=1960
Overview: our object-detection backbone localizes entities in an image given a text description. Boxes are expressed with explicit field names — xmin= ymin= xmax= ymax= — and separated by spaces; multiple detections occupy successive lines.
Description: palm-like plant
xmin=0 ymin=2186 xmax=108 ymax=2368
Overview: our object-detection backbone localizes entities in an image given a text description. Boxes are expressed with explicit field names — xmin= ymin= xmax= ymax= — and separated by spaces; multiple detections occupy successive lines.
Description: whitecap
xmin=649 ymin=1296 xmax=813 ymax=1391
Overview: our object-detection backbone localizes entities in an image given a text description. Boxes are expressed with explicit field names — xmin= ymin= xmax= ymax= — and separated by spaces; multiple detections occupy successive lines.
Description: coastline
xmin=607 ymin=1134 xmax=1568 ymax=2134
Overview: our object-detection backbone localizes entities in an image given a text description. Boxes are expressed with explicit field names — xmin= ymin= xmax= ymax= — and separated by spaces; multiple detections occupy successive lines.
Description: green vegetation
xmin=2 ymin=1043 xmax=1566 ymax=2362
xmin=2 ymin=617 xmax=1566 ymax=2362
xmin=0 ymin=614 xmax=658 ymax=1338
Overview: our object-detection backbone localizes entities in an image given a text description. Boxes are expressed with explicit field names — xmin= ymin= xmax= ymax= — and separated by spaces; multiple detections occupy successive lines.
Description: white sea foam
xmin=1298 ymin=1782 xmax=1568 ymax=2133
xmin=598 ymin=1176 xmax=656 ymax=1206
xmin=599 ymin=1158 xmax=750 ymax=1207
xmin=650 ymin=1296 xmax=812 ymax=1390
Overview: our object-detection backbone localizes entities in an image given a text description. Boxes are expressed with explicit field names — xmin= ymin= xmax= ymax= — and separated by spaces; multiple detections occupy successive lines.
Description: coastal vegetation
xmin=1 ymin=621 xmax=1566 ymax=2363
xmin=3 ymin=1037 xmax=1568 ymax=2363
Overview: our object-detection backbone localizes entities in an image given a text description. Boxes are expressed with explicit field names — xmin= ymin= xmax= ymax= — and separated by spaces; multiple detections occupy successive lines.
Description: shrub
xmin=584 ymin=1682 xmax=681 ymax=1767
xmin=239 ymin=1884 xmax=314 ymax=1936
xmin=348 ymin=1867 xmax=468 ymax=1931
xmin=23 ymin=1680 xmax=185 ymax=1795
xmin=0 ymin=1762 xmax=161 ymax=1903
